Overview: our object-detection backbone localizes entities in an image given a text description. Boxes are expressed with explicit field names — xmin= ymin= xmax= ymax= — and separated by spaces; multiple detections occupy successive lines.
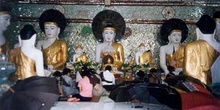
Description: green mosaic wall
xmin=5 ymin=2 xmax=220 ymax=67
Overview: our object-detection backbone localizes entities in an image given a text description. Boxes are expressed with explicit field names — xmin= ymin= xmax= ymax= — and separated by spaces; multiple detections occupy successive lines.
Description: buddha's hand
xmin=48 ymin=65 xmax=54 ymax=71
xmin=175 ymin=68 xmax=182 ymax=72
xmin=170 ymin=60 xmax=177 ymax=68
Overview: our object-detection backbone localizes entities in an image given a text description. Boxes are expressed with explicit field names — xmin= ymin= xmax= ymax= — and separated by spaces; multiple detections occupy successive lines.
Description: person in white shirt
xmin=100 ymin=65 xmax=115 ymax=91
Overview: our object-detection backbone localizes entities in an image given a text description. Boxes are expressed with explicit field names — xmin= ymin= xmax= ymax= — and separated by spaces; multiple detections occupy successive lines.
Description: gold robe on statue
xmin=8 ymin=47 xmax=36 ymax=80
xmin=166 ymin=45 xmax=185 ymax=69
xmin=75 ymin=53 xmax=88 ymax=64
xmin=43 ymin=40 xmax=67 ymax=70
xmin=0 ymin=41 xmax=10 ymax=55
xmin=138 ymin=51 xmax=154 ymax=66
xmin=183 ymin=40 xmax=218 ymax=85
xmin=101 ymin=42 xmax=124 ymax=70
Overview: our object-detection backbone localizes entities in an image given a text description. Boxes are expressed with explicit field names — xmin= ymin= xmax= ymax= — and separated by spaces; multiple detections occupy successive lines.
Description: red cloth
xmin=181 ymin=91 xmax=220 ymax=110
xmin=188 ymin=105 xmax=220 ymax=110
xmin=193 ymin=83 xmax=210 ymax=94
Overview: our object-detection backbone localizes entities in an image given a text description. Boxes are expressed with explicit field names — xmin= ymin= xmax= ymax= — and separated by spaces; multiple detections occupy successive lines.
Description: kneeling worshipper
xmin=63 ymin=67 xmax=101 ymax=102
xmin=99 ymin=65 xmax=115 ymax=91
xmin=61 ymin=68 xmax=79 ymax=97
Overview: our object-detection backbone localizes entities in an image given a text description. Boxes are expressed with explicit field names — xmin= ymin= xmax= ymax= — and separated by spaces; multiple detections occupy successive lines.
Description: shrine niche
xmin=4 ymin=0 xmax=220 ymax=69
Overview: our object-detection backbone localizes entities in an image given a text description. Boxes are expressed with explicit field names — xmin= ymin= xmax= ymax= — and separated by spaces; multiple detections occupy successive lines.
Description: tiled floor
xmin=51 ymin=96 xmax=173 ymax=110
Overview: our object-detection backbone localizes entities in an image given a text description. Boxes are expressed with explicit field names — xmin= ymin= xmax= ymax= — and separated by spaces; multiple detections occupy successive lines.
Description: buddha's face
xmin=44 ymin=24 xmax=60 ymax=38
xmin=0 ymin=14 xmax=11 ymax=31
xmin=215 ymin=21 xmax=220 ymax=42
xmin=139 ymin=46 xmax=145 ymax=53
xmin=75 ymin=47 xmax=83 ymax=55
xmin=168 ymin=31 xmax=182 ymax=44
xmin=103 ymin=29 xmax=115 ymax=43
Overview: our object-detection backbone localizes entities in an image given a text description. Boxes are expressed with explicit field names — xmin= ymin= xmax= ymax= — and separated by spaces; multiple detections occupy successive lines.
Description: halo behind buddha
xmin=92 ymin=10 xmax=126 ymax=42
xmin=138 ymin=43 xmax=145 ymax=47
xmin=39 ymin=9 xmax=67 ymax=38
xmin=213 ymin=11 xmax=220 ymax=20
xmin=0 ymin=2 xmax=11 ymax=15
xmin=160 ymin=18 xmax=188 ymax=44
xmin=76 ymin=44 xmax=83 ymax=50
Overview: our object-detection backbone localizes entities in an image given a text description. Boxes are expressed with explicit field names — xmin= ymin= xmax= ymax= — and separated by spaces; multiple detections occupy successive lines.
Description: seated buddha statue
xmin=72 ymin=45 xmax=88 ymax=64
xmin=95 ymin=25 xmax=124 ymax=71
xmin=159 ymin=18 xmax=188 ymax=75
xmin=36 ymin=9 xmax=68 ymax=71
xmin=92 ymin=10 xmax=126 ymax=71
xmin=127 ymin=54 xmax=135 ymax=67
xmin=8 ymin=24 xmax=45 ymax=81
xmin=135 ymin=43 xmax=154 ymax=66
xmin=0 ymin=4 xmax=11 ymax=58
xmin=184 ymin=15 xmax=219 ymax=85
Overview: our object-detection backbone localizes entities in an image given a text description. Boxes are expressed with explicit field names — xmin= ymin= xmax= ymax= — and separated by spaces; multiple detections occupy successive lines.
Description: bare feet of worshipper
xmin=67 ymin=97 xmax=80 ymax=102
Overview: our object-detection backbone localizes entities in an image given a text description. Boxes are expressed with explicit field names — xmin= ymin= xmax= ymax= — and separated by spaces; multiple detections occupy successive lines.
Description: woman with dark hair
xmin=8 ymin=24 xmax=45 ymax=81
xmin=61 ymin=68 xmax=78 ymax=96
xmin=68 ymin=67 xmax=94 ymax=101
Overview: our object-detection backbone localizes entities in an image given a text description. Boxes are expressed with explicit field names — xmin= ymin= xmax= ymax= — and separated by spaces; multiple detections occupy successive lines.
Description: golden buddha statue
xmin=166 ymin=45 xmax=185 ymax=69
xmin=73 ymin=45 xmax=88 ymax=64
xmin=37 ymin=9 xmax=68 ymax=70
xmin=127 ymin=54 xmax=135 ymax=67
xmin=92 ymin=10 xmax=126 ymax=71
xmin=135 ymin=43 xmax=154 ymax=66
xmin=95 ymin=26 xmax=124 ymax=71
xmin=159 ymin=18 xmax=188 ymax=75
xmin=8 ymin=24 xmax=45 ymax=81
xmin=184 ymin=15 xmax=219 ymax=85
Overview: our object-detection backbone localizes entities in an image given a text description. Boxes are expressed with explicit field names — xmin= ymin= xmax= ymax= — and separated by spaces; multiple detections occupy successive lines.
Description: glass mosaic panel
xmin=5 ymin=2 xmax=220 ymax=68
